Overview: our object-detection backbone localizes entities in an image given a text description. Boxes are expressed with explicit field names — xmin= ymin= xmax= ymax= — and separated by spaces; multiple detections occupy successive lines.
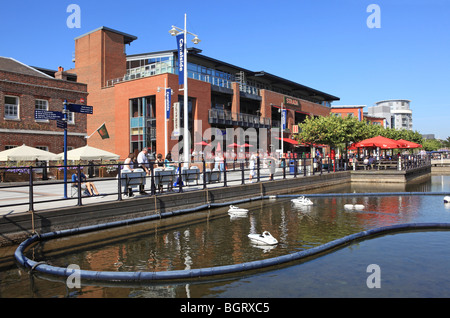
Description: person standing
xmin=122 ymin=153 xmax=135 ymax=197
xmin=249 ymin=151 xmax=258 ymax=183
xmin=137 ymin=147 xmax=149 ymax=194
xmin=267 ymin=154 xmax=277 ymax=181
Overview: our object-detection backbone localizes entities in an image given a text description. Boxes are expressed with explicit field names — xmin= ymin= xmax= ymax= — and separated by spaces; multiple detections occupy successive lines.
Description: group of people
xmin=71 ymin=147 xmax=283 ymax=198
xmin=122 ymin=147 xmax=174 ymax=196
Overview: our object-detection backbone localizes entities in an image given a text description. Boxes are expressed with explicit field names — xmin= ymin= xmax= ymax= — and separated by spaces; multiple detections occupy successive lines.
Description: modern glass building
xmin=368 ymin=99 xmax=413 ymax=130
xmin=72 ymin=27 xmax=339 ymax=159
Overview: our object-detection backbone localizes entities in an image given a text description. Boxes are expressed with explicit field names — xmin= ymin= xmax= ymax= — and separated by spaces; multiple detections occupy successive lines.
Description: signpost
xmin=35 ymin=100 xmax=93 ymax=198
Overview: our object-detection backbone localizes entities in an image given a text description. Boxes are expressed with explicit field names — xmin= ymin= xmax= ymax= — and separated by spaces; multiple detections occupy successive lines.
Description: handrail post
xmin=117 ymin=163 xmax=122 ymax=201
xmin=257 ymin=156 xmax=260 ymax=182
xmin=28 ymin=166 xmax=34 ymax=212
xmin=223 ymin=158 xmax=227 ymax=187
xmin=76 ymin=164 xmax=82 ymax=206
xmin=241 ymin=161 xmax=245 ymax=184
xmin=150 ymin=164 xmax=156 ymax=195
xmin=178 ymin=162 xmax=183 ymax=193
xmin=202 ymin=159 xmax=207 ymax=189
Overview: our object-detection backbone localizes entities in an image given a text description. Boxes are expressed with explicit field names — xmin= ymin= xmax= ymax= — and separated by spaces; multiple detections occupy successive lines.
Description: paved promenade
xmin=0 ymin=167 xmax=313 ymax=216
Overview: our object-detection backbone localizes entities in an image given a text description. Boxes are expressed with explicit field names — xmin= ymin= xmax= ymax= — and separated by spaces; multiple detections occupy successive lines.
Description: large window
xmin=35 ymin=99 xmax=48 ymax=122
xmin=130 ymin=96 xmax=156 ymax=154
xmin=4 ymin=96 xmax=19 ymax=119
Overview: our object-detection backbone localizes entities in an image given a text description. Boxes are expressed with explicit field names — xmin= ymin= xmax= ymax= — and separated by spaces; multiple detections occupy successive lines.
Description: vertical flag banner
xmin=176 ymin=33 xmax=185 ymax=86
xmin=173 ymin=102 xmax=180 ymax=136
xmin=281 ymin=109 xmax=287 ymax=130
xmin=97 ymin=123 xmax=110 ymax=139
xmin=165 ymin=88 xmax=172 ymax=119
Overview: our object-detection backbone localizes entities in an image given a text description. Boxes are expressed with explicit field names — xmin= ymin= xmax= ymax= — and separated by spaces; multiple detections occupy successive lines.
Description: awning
xmin=397 ymin=139 xmax=422 ymax=149
xmin=352 ymin=136 xmax=402 ymax=149
xmin=278 ymin=137 xmax=298 ymax=145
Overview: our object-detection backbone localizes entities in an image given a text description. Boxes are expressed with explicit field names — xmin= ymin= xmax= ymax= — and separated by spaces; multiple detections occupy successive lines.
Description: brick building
xmin=72 ymin=26 xmax=339 ymax=159
xmin=331 ymin=105 xmax=386 ymax=127
xmin=0 ymin=57 xmax=88 ymax=155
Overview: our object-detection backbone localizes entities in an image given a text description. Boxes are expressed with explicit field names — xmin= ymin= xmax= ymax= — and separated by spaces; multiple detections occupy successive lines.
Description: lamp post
xmin=169 ymin=14 xmax=201 ymax=165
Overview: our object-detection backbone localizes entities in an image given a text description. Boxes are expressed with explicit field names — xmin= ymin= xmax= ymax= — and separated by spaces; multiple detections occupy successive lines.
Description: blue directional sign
xmin=67 ymin=103 xmax=93 ymax=114
xmin=34 ymin=110 xmax=63 ymax=120
xmin=56 ymin=119 xmax=67 ymax=129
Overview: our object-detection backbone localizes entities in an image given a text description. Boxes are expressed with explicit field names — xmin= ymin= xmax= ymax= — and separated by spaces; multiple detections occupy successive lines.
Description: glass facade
xmin=130 ymin=96 xmax=156 ymax=154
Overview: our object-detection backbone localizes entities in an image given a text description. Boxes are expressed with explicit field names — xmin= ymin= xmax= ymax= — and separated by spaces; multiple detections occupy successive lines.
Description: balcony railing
xmin=208 ymin=109 xmax=271 ymax=128
xmin=105 ymin=66 xmax=261 ymax=98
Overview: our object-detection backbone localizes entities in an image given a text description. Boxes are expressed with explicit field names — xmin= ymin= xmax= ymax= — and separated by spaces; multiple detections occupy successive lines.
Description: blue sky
xmin=2 ymin=0 xmax=449 ymax=139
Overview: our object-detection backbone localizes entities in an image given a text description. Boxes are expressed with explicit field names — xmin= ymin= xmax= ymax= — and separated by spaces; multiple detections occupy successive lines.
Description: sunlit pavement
xmin=0 ymin=168 xmax=311 ymax=216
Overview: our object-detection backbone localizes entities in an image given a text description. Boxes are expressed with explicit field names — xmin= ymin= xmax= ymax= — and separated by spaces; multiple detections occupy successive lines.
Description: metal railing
xmin=208 ymin=109 xmax=271 ymax=127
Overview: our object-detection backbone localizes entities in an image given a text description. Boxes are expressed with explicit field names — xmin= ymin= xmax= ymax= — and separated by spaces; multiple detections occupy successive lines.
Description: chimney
xmin=55 ymin=66 xmax=67 ymax=80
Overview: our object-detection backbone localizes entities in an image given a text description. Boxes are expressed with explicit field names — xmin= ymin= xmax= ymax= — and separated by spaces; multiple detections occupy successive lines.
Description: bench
xmin=203 ymin=168 xmax=221 ymax=183
xmin=120 ymin=169 xmax=146 ymax=195
xmin=154 ymin=167 xmax=175 ymax=192
xmin=181 ymin=167 xmax=200 ymax=185
xmin=377 ymin=161 xmax=398 ymax=170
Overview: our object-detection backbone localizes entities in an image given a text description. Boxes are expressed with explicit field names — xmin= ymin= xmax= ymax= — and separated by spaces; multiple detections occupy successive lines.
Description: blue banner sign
xmin=176 ymin=33 xmax=185 ymax=85
xmin=67 ymin=103 xmax=93 ymax=114
xmin=165 ymin=88 xmax=172 ymax=119
xmin=34 ymin=110 xmax=63 ymax=120
xmin=282 ymin=109 xmax=287 ymax=130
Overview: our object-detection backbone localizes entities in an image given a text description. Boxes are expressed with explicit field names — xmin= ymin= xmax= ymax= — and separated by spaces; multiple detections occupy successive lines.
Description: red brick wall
xmin=330 ymin=107 xmax=364 ymax=120
xmin=0 ymin=70 xmax=88 ymax=153
xmin=261 ymin=89 xmax=332 ymax=133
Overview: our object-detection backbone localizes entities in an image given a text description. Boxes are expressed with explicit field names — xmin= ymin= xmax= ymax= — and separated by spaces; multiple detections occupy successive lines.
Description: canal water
xmin=1 ymin=175 xmax=450 ymax=298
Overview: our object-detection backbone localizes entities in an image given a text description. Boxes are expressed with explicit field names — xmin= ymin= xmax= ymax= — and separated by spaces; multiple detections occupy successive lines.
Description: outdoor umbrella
xmin=194 ymin=141 xmax=209 ymax=146
xmin=353 ymin=136 xmax=402 ymax=149
xmin=59 ymin=145 xmax=120 ymax=161
xmin=227 ymin=143 xmax=240 ymax=148
xmin=0 ymin=144 xmax=62 ymax=161
xmin=397 ymin=139 xmax=422 ymax=149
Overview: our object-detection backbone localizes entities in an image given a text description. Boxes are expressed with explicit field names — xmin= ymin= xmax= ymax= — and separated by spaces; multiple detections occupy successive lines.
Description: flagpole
xmin=85 ymin=122 xmax=106 ymax=139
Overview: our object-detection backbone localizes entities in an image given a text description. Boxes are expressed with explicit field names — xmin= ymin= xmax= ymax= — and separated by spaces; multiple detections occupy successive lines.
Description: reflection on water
xmin=1 ymin=175 xmax=450 ymax=298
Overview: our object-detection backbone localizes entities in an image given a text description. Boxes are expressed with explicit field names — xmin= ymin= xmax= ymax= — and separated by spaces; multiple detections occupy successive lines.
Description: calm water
xmin=1 ymin=175 xmax=450 ymax=298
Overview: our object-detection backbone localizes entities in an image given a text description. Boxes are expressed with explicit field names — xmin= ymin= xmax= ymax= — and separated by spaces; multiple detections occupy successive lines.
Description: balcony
xmin=208 ymin=109 xmax=271 ymax=128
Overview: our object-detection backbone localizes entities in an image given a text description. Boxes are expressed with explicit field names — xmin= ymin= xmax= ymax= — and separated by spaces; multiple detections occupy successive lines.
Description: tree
xmin=297 ymin=114 xmax=370 ymax=151
xmin=422 ymin=139 xmax=443 ymax=151
xmin=296 ymin=114 xmax=427 ymax=152
xmin=442 ymin=137 xmax=450 ymax=148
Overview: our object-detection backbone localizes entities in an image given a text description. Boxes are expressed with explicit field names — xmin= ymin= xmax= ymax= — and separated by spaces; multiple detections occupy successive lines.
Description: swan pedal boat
xmin=228 ymin=205 xmax=249 ymax=214
xmin=291 ymin=196 xmax=313 ymax=206
xmin=248 ymin=231 xmax=278 ymax=245
xmin=444 ymin=196 xmax=450 ymax=203
xmin=344 ymin=204 xmax=365 ymax=210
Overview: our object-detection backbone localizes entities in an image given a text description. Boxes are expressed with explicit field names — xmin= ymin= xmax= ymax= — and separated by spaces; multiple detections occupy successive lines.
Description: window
xmin=35 ymin=99 xmax=49 ymax=122
xmin=36 ymin=146 xmax=48 ymax=151
xmin=67 ymin=111 xmax=74 ymax=124
xmin=4 ymin=96 xmax=19 ymax=119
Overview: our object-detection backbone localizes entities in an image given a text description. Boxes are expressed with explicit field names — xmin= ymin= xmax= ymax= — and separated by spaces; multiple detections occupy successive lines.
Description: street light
xmin=169 ymin=13 xmax=201 ymax=166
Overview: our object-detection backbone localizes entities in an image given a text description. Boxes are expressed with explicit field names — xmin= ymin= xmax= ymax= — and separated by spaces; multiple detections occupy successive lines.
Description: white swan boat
xmin=291 ymin=196 xmax=313 ymax=206
xmin=444 ymin=196 xmax=450 ymax=203
xmin=228 ymin=205 xmax=249 ymax=215
xmin=344 ymin=204 xmax=365 ymax=210
xmin=248 ymin=231 xmax=278 ymax=245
